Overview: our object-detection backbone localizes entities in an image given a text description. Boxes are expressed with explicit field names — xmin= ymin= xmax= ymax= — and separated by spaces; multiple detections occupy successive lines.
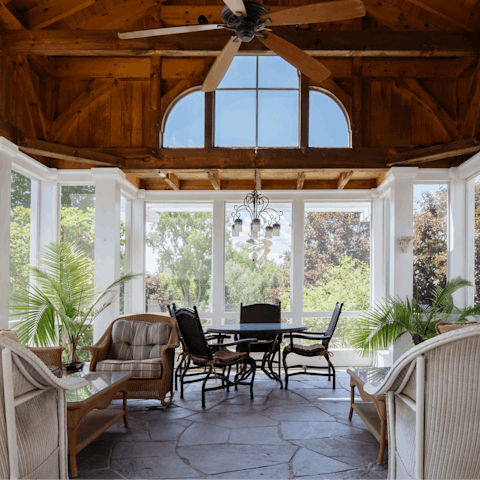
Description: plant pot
xmin=63 ymin=361 xmax=85 ymax=372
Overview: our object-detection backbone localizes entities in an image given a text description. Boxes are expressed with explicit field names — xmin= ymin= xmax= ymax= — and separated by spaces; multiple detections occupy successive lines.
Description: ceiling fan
xmin=119 ymin=0 xmax=365 ymax=92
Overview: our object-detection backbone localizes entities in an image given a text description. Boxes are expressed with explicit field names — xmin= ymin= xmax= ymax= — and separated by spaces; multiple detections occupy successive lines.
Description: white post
xmin=372 ymin=191 xmax=386 ymax=303
xmin=92 ymin=169 xmax=123 ymax=341
xmin=131 ymin=190 xmax=145 ymax=314
xmin=291 ymin=198 xmax=305 ymax=325
xmin=123 ymin=197 xmax=133 ymax=314
xmin=39 ymin=170 xmax=59 ymax=251
xmin=0 ymin=146 xmax=13 ymax=329
xmin=448 ymin=168 xmax=468 ymax=307
xmin=212 ymin=199 xmax=224 ymax=326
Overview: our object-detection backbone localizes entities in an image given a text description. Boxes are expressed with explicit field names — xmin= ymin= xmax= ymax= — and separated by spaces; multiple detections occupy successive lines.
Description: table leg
xmin=260 ymin=333 xmax=283 ymax=389
xmin=348 ymin=385 xmax=355 ymax=421
xmin=69 ymin=428 xmax=78 ymax=478
xmin=378 ymin=418 xmax=387 ymax=464
xmin=122 ymin=390 xmax=129 ymax=428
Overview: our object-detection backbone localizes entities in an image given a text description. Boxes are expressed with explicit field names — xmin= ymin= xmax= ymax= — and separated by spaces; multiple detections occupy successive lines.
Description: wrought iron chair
xmin=168 ymin=304 xmax=229 ymax=394
xmin=283 ymin=302 xmax=343 ymax=389
xmin=170 ymin=304 xmax=257 ymax=408
xmin=238 ymin=302 xmax=282 ymax=379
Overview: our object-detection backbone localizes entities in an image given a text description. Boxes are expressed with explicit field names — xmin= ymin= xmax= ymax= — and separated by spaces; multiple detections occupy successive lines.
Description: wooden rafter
xmin=337 ymin=171 xmax=354 ymax=189
xmin=162 ymin=172 xmax=180 ymax=190
xmin=387 ymin=135 xmax=480 ymax=166
xmin=25 ymin=0 xmax=96 ymax=29
xmin=397 ymin=79 xmax=457 ymax=141
xmin=352 ymin=57 xmax=362 ymax=148
xmin=376 ymin=172 xmax=387 ymax=188
xmin=0 ymin=0 xmax=24 ymax=29
xmin=150 ymin=56 xmax=161 ymax=149
xmin=255 ymin=171 xmax=261 ymax=191
xmin=461 ymin=60 xmax=480 ymax=139
xmin=207 ymin=170 xmax=221 ymax=190
xmin=2 ymin=31 xmax=479 ymax=57
xmin=297 ymin=172 xmax=306 ymax=190
xmin=52 ymin=79 xmax=118 ymax=142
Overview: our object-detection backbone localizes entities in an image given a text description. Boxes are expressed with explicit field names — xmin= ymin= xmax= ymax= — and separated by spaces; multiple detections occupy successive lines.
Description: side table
xmin=347 ymin=367 xmax=391 ymax=465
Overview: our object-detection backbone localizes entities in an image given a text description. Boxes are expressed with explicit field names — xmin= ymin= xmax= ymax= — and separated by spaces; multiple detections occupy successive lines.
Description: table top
xmin=347 ymin=367 xmax=391 ymax=389
xmin=207 ymin=323 xmax=307 ymax=334
xmin=63 ymin=372 xmax=131 ymax=404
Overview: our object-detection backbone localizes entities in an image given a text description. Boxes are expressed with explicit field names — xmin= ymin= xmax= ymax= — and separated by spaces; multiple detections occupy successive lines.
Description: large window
xmin=475 ymin=176 xmax=480 ymax=304
xmin=145 ymin=204 xmax=213 ymax=318
xmin=224 ymin=202 xmax=292 ymax=315
xmin=303 ymin=203 xmax=371 ymax=347
xmin=413 ymin=184 xmax=448 ymax=304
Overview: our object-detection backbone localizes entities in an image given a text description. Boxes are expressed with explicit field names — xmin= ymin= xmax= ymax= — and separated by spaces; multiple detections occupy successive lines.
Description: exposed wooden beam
xmin=387 ymin=135 xmax=480 ymax=166
xmin=204 ymin=92 xmax=214 ymax=150
xmin=376 ymin=172 xmax=387 ymax=188
xmin=0 ymin=0 xmax=24 ymax=29
xmin=2 ymin=31 xmax=479 ymax=57
xmin=163 ymin=172 xmax=180 ymax=190
xmin=406 ymin=0 xmax=480 ymax=32
xmin=255 ymin=171 xmax=261 ymax=191
xmin=337 ymin=171 xmax=354 ymax=189
xmin=52 ymin=79 xmax=118 ymax=142
xmin=397 ymin=79 xmax=457 ymax=141
xmin=150 ymin=56 xmax=161 ymax=148
xmin=462 ymin=61 xmax=480 ymax=139
xmin=352 ymin=57 xmax=362 ymax=148
xmin=300 ymin=75 xmax=309 ymax=149
xmin=18 ymin=137 xmax=125 ymax=167
xmin=297 ymin=172 xmax=306 ymax=190
xmin=207 ymin=170 xmax=221 ymax=190
xmin=26 ymin=0 xmax=96 ymax=29
xmin=75 ymin=0 xmax=159 ymax=30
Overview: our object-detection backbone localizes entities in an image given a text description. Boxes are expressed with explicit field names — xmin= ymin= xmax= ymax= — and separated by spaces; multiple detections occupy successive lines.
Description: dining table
xmin=206 ymin=323 xmax=307 ymax=389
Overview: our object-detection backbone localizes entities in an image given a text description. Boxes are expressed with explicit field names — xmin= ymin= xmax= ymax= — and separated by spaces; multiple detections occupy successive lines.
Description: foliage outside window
xmin=475 ymin=177 xmax=480 ymax=304
xmin=119 ymin=195 xmax=127 ymax=315
xmin=225 ymin=203 xmax=291 ymax=314
xmin=145 ymin=204 xmax=213 ymax=317
xmin=413 ymin=184 xmax=447 ymax=304
xmin=303 ymin=204 xmax=371 ymax=347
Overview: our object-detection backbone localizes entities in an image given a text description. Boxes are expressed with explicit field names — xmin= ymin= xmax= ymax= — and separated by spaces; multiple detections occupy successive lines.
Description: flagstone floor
xmin=73 ymin=370 xmax=388 ymax=479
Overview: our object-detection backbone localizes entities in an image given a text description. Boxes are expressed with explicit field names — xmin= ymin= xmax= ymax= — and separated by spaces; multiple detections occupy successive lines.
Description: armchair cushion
xmin=108 ymin=319 xmax=171 ymax=361
xmin=96 ymin=358 xmax=163 ymax=379
xmin=291 ymin=343 xmax=327 ymax=354
xmin=435 ymin=320 xmax=480 ymax=334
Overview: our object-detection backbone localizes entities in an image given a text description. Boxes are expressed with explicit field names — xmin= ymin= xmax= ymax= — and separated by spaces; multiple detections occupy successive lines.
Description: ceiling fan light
xmin=272 ymin=223 xmax=281 ymax=236
xmin=265 ymin=226 xmax=273 ymax=238
xmin=252 ymin=218 xmax=261 ymax=232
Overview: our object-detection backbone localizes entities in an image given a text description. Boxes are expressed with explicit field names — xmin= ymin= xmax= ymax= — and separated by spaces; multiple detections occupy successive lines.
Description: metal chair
xmin=238 ymin=302 xmax=282 ymax=379
xmin=170 ymin=304 xmax=257 ymax=408
xmin=283 ymin=302 xmax=343 ymax=389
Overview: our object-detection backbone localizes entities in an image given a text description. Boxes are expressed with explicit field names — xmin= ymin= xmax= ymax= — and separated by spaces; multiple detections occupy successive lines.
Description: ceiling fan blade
xmin=261 ymin=0 xmax=365 ymax=26
xmin=222 ymin=0 xmax=247 ymax=16
xmin=258 ymin=33 xmax=331 ymax=84
xmin=201 ymin=37 xmax=241 ymax=92
xmin=118 ymin=24 xmax=223 ymax=40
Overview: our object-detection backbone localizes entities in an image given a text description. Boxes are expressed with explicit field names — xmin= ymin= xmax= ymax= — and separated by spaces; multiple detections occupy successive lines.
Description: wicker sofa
xmin=81 ymin=314 xmax=179 ymax=406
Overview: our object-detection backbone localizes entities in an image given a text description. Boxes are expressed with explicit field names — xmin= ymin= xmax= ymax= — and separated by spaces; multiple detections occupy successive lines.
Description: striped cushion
xmin=96 ymin=358 xmax=163 ymax=379
xmin=108 ymin=319 xmax=170 ymax=360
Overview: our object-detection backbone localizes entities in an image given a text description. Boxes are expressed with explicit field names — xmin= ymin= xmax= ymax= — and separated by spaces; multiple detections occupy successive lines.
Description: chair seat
xmin=291 ymin=343 xmax=327 ymax=354
xmin=191 ymin=349 xmax=247 ymax=366
xmin=96 ymin=358 xmax=163 ymax=379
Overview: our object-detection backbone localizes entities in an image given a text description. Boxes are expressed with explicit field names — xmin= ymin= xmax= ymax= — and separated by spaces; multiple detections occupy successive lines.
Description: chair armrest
xmin=205 ymin=334 xmax=231 ymax=343
xmin=304 ymin=331 xmax=327 ymax=335
xmin=29 ymin=346 xmax=65 ymax=369
xmin=288 ymin=334 xmax=329 ymax=341
xmin=80 ymin=343 xmax=110 ymax=371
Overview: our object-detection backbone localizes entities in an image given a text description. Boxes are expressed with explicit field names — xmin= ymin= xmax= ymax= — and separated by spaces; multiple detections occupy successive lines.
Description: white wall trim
xmin=458 ymin=150 xmax=480 ymax=180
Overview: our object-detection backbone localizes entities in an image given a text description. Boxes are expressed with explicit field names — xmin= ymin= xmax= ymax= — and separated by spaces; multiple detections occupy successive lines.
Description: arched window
xmin=309 ymin=89 xmax=351 ymax=147
xmin=163 ymin=89 xmax=205 ymax=148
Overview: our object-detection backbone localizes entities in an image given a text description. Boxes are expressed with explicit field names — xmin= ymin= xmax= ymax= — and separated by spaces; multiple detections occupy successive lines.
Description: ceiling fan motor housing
xmin=221 ymin=0 xmax=269 ymax=42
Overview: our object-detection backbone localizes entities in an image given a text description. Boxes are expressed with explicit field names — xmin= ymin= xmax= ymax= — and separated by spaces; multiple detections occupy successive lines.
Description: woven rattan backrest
xmin=323 ymin=302 xmax=343 ymax=348
xmin=240 ymin=302 xmax=281 ymax=341
xmin=170 ymin=304 xmax=212 ymax=361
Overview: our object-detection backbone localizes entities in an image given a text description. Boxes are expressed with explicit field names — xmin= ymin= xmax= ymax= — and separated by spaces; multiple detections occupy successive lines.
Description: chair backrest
xmin=170 ymin=304 xmax=212 ymax=361
xmin=240 ymin=302 xmax=281 ymax=341
xmin=323 ymin=302 xmax=343 ymax=348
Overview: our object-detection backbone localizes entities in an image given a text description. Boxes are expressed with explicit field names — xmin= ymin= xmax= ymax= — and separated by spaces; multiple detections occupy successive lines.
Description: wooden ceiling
xmin=1 ymin=0 xmax=480 ymax=190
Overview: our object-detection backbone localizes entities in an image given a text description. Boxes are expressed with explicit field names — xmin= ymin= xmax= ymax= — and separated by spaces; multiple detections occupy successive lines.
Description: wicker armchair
xmin=283 ymin=302 xmax=343 ymax=389
xmin=81 ymin=313 xmax=179 ymax=406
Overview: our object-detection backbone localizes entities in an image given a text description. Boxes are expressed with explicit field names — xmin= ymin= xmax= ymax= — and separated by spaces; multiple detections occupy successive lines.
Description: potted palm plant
xmin=10 ymin=241 xmax=140 ymax=368
xmin=351 ymin=277 xmax=480 ymax=357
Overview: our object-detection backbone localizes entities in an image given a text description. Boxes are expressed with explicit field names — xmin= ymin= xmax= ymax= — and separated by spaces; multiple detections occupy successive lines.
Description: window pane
xmin=164 ymin=91 xmax=204 ymax=147
xmin=10 ymin=171 xmax=32 ymax=298
xmin=218 ymin=56 xmax=256 ymax=89
xmin=120 ymin=196 xmax=127 ymax=315
xmin=414 ymin=184 xmax=447 ymax=304
xmin=60 ymin=186 xmax=95 ymax=262
xmin=303 ymin=317 xmax=362 ymax=348
xmin=309 ymin=90 xmax=350 ymax=147
xmin=225 ymin=202 xmax=291 ymax=312
xmin=145 ymin=204 xmax=213 ymax=312
xmin=258 ymin=56 xmax=298 ymax=88
xmin=258 ymin=90 xmax=299 ymax=147
xmin=476 ymin=177 xmax=480 ymax=304
xmin=303 ymin=203 xmax=371 ymax=312
xmin=215 ymin=90 xmax=256 ymax=147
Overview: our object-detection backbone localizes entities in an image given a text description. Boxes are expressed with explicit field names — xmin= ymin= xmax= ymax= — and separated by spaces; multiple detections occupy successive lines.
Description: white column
xmin=131 ymin=190 xmax=145 ymax=314
xmin=92 ymin=169 xmax=123 ymax=341
xmin=390 ymin=167 xmax=419 ymax=362
xmin=211 ymin=199 xmax=224 ymax=326
xmin=291 ymin=198 xmax=305 ymax=325
xmin=123 ymin=197 xmax=133 ymax=314
xmin=448 ymin=168 xmax=468 ymax=307
xmin=39 ymin=170 xmax=59 ymax=252
xmin=0 ymin=146 xmax=13 ymax=329
xmin=371 ymin=190 xmax=386 ymax=304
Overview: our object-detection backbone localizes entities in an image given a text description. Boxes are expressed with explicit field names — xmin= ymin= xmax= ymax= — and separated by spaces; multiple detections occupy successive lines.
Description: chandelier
xmin=231 ymin=155 xmax=283 ymax=241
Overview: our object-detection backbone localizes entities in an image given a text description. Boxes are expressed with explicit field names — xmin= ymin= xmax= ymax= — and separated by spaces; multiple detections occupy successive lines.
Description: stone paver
xmin=74 ymin=371 xmax=388 ymax=480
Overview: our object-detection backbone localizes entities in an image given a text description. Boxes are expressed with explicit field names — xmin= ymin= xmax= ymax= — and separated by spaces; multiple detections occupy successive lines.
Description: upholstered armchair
xmin=364 ymin=325 xmax=480 ymax=480
xmin=0 ymin=334 xmax=89 ymax=479
xmin=81 ymin=313 xmax=179 ymax=406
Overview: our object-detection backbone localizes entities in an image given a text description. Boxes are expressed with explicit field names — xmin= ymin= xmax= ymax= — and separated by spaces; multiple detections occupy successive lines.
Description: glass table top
xmin=347 ymin=367 xmax=391 ymax=389
xmin=63 ymin=372 xmax=131 ymax=404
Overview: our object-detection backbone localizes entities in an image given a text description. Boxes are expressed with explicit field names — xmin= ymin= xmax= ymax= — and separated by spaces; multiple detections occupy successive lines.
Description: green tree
xmin=9 ymin=206 xmax=31 ymax=297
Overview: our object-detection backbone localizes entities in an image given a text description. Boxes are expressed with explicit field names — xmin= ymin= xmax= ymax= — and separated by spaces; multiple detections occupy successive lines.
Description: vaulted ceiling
xmin=1 ymin=0 xmax=480 ymax=190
